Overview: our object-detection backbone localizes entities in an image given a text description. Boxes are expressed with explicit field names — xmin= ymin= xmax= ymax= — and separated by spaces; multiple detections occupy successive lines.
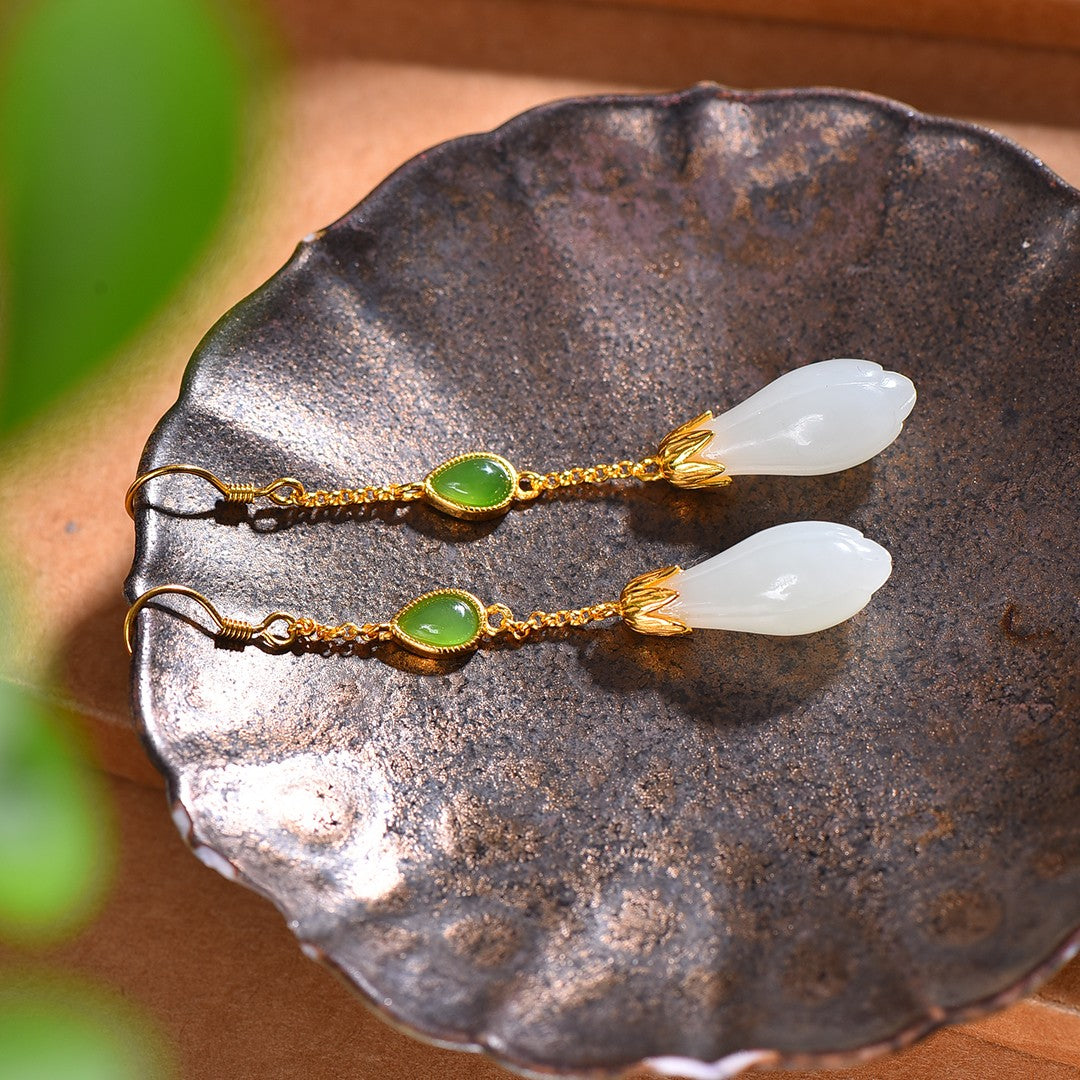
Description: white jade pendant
xmin=629 ymin=522 xmax=892 ymax=636
xmin=697 ymin=359 xmax=916 ymax=476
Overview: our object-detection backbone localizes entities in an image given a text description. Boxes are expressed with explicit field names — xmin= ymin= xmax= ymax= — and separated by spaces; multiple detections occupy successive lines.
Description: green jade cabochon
xmin=425 ymin=454 xmax=515 ymax=515
xmin=391 ymin=590 xmax=484 ymax=654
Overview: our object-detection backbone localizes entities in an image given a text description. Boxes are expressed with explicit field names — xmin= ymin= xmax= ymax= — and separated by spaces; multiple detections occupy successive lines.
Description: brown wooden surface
xmin=259 ymin=0 xmax=1080 ymax=125
xmin=1 ymin=22 xmax=1079 ymax=1080
xmin=567 ymin=0 xmax=1080 ymax=52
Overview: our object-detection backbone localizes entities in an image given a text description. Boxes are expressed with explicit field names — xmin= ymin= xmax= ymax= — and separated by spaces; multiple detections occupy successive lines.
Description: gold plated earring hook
xmin=125 ymin=465 xmax=307 ymax=518
xmin=123 ymin=584 xmax=298 ymax=654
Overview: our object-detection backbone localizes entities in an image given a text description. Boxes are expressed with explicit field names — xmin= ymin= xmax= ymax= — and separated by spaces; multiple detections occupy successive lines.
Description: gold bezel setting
xmin=422 ymin=452 xmax=519 ymax=520
xmin=389 ymin=588 xmax=487 ymax=657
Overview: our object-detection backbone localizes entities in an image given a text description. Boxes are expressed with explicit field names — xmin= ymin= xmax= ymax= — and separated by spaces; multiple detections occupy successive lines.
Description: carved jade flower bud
xmin=700 ymin=358 xmax=916 ymax=476
xmin=656 ymin=359 xmax=916 ymax=486
xmin=621 ymin=522 xmax=892 ymax=636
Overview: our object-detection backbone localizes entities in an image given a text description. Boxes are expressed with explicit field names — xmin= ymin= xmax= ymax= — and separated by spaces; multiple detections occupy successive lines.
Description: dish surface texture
xmin=127 ymin=85 xmax=1080 ymax=1076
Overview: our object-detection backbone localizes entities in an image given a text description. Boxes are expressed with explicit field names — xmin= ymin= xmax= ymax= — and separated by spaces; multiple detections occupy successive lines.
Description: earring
xmin=125 ymin=359 xmax=916 ymax=521
xmin=125 ymin=521 xmax=892 ymax=658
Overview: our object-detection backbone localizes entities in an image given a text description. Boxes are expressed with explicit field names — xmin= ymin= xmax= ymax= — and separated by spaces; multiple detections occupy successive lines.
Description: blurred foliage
xmin=0 ymin=0 xmax=258 ymax=431
xmin=0 ymin=972 xmax=177 ymax=1079
xmin=0 ymin=678 xmax=110 ymax=943
xmin=0 ymin=0 xmax=267 ymax=1073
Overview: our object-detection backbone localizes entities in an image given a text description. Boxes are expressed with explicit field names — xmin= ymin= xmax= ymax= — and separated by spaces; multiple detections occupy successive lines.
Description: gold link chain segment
xmin=274 ymin=480 xmax=426 ymax=510
xmin=287 ymin=616 xmax=393 ymax=647
xmin=515 ymin=457 xmax=663 ymax=500
xmin=483 ymin=600 xmax=623 ymax=643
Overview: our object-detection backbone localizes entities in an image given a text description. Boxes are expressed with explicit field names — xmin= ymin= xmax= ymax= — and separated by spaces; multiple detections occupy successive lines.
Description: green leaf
xmin=0 ymin=680 xmax=111 ymax=941
xmin=0 ymin=973 xmax=175 ymax=1080
xmin=0 ymin=0 xmax=256 ymax=430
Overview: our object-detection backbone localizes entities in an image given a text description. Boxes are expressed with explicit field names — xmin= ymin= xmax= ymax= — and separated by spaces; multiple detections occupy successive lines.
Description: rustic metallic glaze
xmin=126 ymin=86 xmax=1080 ymax=1076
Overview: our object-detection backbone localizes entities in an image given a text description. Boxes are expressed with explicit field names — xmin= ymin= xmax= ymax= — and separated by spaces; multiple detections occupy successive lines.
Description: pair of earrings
xmin=126 ymin=359 xmax=916 ymax=658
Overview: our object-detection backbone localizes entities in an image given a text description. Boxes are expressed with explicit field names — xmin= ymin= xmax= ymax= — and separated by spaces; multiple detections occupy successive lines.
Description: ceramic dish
xmin=127 ymin=84 xmax=1080 ymax=1077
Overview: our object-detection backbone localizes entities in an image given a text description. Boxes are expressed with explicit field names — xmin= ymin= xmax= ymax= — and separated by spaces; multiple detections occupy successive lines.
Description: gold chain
xmin=482 ymin=600 xmax=623 ymax=643
xmin=515 ymin=457 xmax=663 ymax=500
xmin=285 ymin=617 xmax=393 ymax=647
xmin=273 ymin=481 xmax=425 ymax=510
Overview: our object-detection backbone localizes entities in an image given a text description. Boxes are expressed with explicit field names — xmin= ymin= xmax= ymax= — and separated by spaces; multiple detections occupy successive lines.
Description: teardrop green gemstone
xmin=426 ymin=454 xmax=515 ymax=516
xmin=392 ymin=590 xmax=483 ymax=655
